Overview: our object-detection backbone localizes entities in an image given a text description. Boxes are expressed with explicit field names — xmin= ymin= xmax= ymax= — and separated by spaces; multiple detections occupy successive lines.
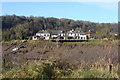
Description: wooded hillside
xmin=1 ymin=15 xmax=118 ymax=41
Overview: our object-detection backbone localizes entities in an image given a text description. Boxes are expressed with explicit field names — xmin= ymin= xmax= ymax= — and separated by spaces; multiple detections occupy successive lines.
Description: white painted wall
xmin=51 ymin=35 xmax=58 ymax=38
xmin=80 ymin=35 xmax=87 ymax=40
xmin=58 ymin=33 xmax=65 ymax=37
xmin=36 ymin=33 xmax=50 ymax=40
xmin=32 ymin=36 xmax=38 ymax=40
xmin=36 ymin=33 xmax=50 ymax=37
xmin=67 ymin=33 xmax=75 ymax=37
xmin=44 ymin=36 xmax=50 ymax=40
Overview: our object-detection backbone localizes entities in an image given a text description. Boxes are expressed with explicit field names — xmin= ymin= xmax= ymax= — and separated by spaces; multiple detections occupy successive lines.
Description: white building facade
xmin=33 ymin=30 xmax=50 ymax=40
xmin=67 ymin=30 xmax=87 ymax=40
xmin=51 ymin=30 xmax=65 ymax=39
xmin=33 ymin=30 xmax=87 ymax=40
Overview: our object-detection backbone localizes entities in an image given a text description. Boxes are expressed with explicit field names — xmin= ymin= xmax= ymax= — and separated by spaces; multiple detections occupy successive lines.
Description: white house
xmin=51 ymin=30 xmax=65 ymax=39
xmin=67 ymin=30 xmax=87 ymax=40
xmin=32 ymin=30 xmax=87 ymax=40
xmin=32 ymin=36 xmax=40 ymax=40
xmin=67 ymin=30 xmax=76 ymax=39
xmin=79 ymin=34 xmax=87 ymax=40
xmin=33 ymin=30 xmax=50 ymax=40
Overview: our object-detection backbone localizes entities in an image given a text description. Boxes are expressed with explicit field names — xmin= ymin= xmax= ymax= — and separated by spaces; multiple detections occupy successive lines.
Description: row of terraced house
xmin=32 ymin=29 xmax=91 ymax=40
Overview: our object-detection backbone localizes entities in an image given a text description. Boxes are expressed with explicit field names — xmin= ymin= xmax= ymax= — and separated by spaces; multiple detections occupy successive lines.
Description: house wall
xmin=67 ymin=33 xmax=75 ymax=38
xmin=36 ymin=33 xmax=50 ymax=37
xmin=36 ymin=33 xmax=50 ymax=40
xmin=52 ymin=33 xmax=65 ymax=38
xmin=86 ymin=33 xmax=91 ymax=39
xmin=44 ymin=36 xmax=50 ymax=40
xmin=32 ymin=36 xmax=38 ymax=40
xmin=36 ymin=33 xmax=41 ymax=36
xmin=58 ymin=33 xmax=65 ymax=37
xmin=51 ymin=35 xmax=58 ymax=38
xmin=80 ymin=35 xmax=87 ymax=40
xmin=34 ymin=31 xmax=87 ymax=40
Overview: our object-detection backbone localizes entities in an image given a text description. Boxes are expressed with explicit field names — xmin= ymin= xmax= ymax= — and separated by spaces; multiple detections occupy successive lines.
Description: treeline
xmin=1 ymin=15 xmax=118 ymax=41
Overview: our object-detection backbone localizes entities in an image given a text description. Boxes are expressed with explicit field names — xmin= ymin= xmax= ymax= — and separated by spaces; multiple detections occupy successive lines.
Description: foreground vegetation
xmin=2 ymin=59 xmax=118 ymax=79
xmin=2 ymin=39 xmax=119 ymax=79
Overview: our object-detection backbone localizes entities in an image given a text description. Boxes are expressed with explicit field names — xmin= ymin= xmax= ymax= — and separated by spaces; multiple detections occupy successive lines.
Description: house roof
xmin=52 ymin=30 xmax=64 ymax=35
xmin=33 ymin=35 xmax=40 ymax=38
xmin=37 ymin=30 xmax=49 ymax=34
xmin=79 ymin=31 xmax=86 ymax=35
xmin=67 ymin=30 xmax=86 ymax=35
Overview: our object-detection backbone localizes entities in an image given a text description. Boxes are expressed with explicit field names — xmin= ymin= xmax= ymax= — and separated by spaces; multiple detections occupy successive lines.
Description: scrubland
xmin=2 ymin=40 xmax=119 ymax=79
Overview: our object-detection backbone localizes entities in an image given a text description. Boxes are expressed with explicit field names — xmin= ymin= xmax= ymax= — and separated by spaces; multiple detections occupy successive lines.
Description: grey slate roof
xmin=67 ymin=30 xmax=86 ymax=35
xmin=37 ymin=30 xmax=50 ymax=34
xmin=52 ymin=30 xmax=64 ymax=35
xmin=79 ymin=31 xmax=86 ymax=35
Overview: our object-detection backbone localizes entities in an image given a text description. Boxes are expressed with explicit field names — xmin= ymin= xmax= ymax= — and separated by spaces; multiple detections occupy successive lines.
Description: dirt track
xmin=2 ymin=40 xmax=118 ymax=66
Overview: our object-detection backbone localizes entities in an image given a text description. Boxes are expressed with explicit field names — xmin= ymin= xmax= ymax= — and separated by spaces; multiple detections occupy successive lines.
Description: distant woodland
xmin=1 ymin=15 xmax=119 ymax=41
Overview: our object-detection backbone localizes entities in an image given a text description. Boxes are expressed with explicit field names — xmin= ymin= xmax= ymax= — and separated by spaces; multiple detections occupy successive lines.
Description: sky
xmin=2 ymin=2 xmax=118 ymax=23
xmin=118 ymin=1 xmax=120 ymax=22
xmin=1 ymin=0 xmax=119 ymax=2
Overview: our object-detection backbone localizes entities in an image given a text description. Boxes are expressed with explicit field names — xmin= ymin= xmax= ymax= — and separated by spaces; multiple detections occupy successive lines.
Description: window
xmin=84 ymin=37 xmax=86 ymax=39
xmin=81 ymin=37 xmax=83 ymax=39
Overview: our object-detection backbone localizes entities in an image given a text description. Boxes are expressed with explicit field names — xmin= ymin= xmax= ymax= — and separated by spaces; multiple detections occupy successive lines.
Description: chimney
xmin=42 ymin=29 xmax=45 ymax=32
xmin=89 ymin=30 xmax=91 ymax=33
xmin=72 ymin=29 xmax=74 ymax=32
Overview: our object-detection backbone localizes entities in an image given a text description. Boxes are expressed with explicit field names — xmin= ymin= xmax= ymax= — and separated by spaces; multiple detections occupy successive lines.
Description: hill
xmin=1 ymin=15 xmax=118 ymax=41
